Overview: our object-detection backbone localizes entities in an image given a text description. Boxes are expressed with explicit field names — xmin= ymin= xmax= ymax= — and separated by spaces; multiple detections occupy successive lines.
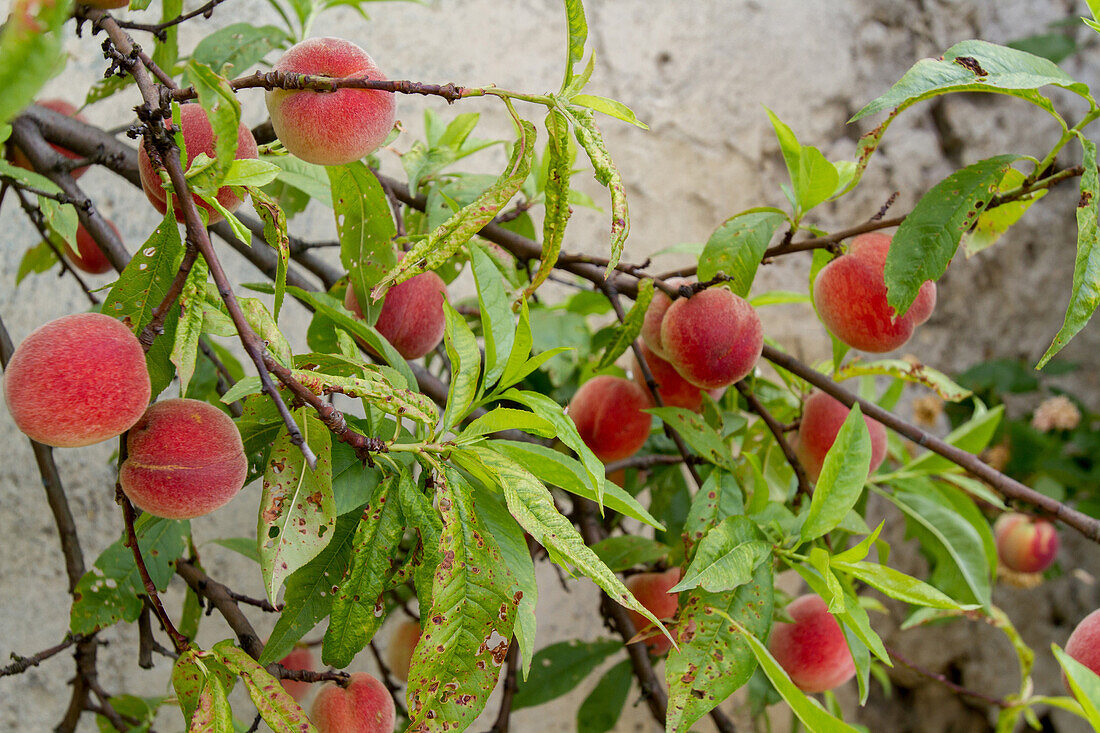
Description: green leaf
xmin=172 ymin=259 xmax=209 ymax=395
xmin=646 ymin=406 xmax=733 ymax=471
xmin=665 ymin=557 xmax=773 ymax=732
xmin=560 ymin=0 xmax=589 ymax=93
xmin=442 ymin=302 xmax=482 ymax=430
xmin=568 ymin=107 xmax=629 ymax=276
xmin=683 ymin=470 xmax=744 ymax=553
xmin=264 ymin=154 xmax=333 ymax=208
xmin=525 ymin=109 xmax=574 ymax=296
xmin=831 ymin=560 xmax=976 ymax=610
xmin=834 ymin=358 xmax=972 ymax=402
xmin=905 ymin=404 xmax=1004 ymax=474
xmin=697 ymin=211 xmax=787 ymax=294
xmin=183 ymin=61 xmax=241 ymax=191
xmin=1053 ymin=644 xmax=1100 ymax=728
xmin=15 ymin=240 xmax=59 ymax=284
xmin=458 ymin=408 xmax=556 ymax=442
xmin=1039 ymin=135 xmax=1100 ymax=367
xmin=258 ymin=409 xmax=335 ymax=602
xmin=469 ymin=243 xmax=515 ymax=388
xmin=248 ymin=187 xmax=290 ymax=320
xmin=885 ymin=155 xmax=1020 ymax=316
xmin=591 ymin=536 xmax=670 ymax=572
xmin=512 ymin=640 xmax=622 ymax=710
xmin=962 ymin=168 xmax=1047 ymax=257
xmin=329 ymin=163 xmax=397 ymax=326
xmin=597 ymin=279 xmax=653 ymax=369
xmin=571 ymin=94 xmax=648 ymax=129
xmin=213 ymin=642 xmax=316 ymax=732
xmin=672 ymin=517 xmax=770 ymax=594
xmin=191 ymin=23 xmax=288 ymax=76
xmin=323 ymin=476 xmax=405 ymax=668
xmin=801 ymin=405 xmax=872 ymax=542
xmin=190 ymin=676 xmax=234 ymax=732
xmin=576 ymin=659 xmax=633 ymax=733
xmin=0 ymin=0 xmax=70 ymax=129
xmin=406 ymin=468 xmax=519 ymax=732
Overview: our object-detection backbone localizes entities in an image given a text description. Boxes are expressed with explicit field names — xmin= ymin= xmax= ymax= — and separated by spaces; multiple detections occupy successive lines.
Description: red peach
xmin=993 ymin=513 xmax=1059 ymax=574
xmin=568 ymin=375 xmax=653 ymax=463
xmin=768 ymin=594 xmax=855 ymax=693
xmin=813 ymin=232 xmax=937 ymax=353
xmin=12 ymin=99 xmax=89 ymax=178
xmin=119 ymin=398 xmax=247 ymax=519
xmin=310 ymin=672 xmax=395 ymax=733
xmin=2 ymin=313 xmax=150 ymax=447
xmin=1067 ymin=609 xmax=1100 ymax=686
xmin=641 ymin=277 xmax=690 ymax=359
xmin=793 ymin=391 xmax=888 ymax=481
xmin=625 ymin=568 xmax=681 ymax=655
xmin=384 ymin=618 xmax=421 ymax=683
xmin=63 ymin=220 xmax=117 ymax=275
xmin=279 ymin=645 xmax=315 ymax=702
xmin=660 ymin=287 xmax=763 ymax=389
xmin=137 ymin=103 xmax=258 ymax=224
xmin=266 ymin=37 xmax=396 ymax=166
xmin=633 ymin=340 xmax=706 ymax=411
xmin=344 ymin=268 xmax=448 ymax=360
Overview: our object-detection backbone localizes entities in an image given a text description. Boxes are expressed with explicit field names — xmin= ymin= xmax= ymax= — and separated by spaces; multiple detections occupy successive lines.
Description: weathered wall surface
xmin=2 ymin=1 xmax=1100 ymax=731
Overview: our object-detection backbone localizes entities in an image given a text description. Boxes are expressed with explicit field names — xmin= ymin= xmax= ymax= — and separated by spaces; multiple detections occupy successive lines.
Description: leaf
xmin=458 ymin=408 xmax=556 ymax=442
xmin=683 ymin=470 xmax=744 ymax=553
xmin=406 ymin=468 xmax=519 ymax=732
xmin=1053 ymin=644 xmax=1100 ymax=728
xmin=322 ymin=476 xmax=406 ymax=668
xmin=171 ymin=258 xmax=209 ymax=395
xmin=511 ymin=640 xmax=622 ymax=710
xmin=591 ymin=536 xmax=670 ymax=572
xmin=646 ymin=406 xmax=733 ymax=471
xmin=664 ymin=555 xmax=773 ymax=732
xmin=834 ymin=358 xmax=972 ymax=402
xmin=962 ymin=168 xmax=1047 ymax=257
xmin=265 ymin=154 xmax=333 ymax=208
xmin=183 ymin=61 xmax=241 ymax=191
xmin=672 ymin=516 xmax=771 ymax=594
xmin=189 ymin=676 xmax=234 ymax=732
xmin=15 ymin=240 xmax=59 ymax=284
xmin=597 ymin=279 xmax=653 ymax=369
xmin=831 ymin=560 xmax=975 ymax=610
xmin=571 ymin=94 xmax=648 ymax=129
xmin=560 ymin=0 xmax=588 ymax=92
xmin=191 ymin=23 xmax=288 ymax=76
xmin=213 ymin=642 xmax=317 ymax=732
xmin=885 ymin=155 xmax=1020 ymax=316
xmin=249 ymin=187 xmax=290 ymax=320
xmin=329 ymin=163 xmax=397 ymax=326
xmin=568 ymin=107 xmax=628 ymax=276
xmin=576 ymin=659 xmax=633 ymax=733
xmin=1039 ymin=135 xmax=1100 ymax=367
xmin=525 ymin=108 xmax=574 ymax=297
xmin=905 ymin=404 xmax=1004 ymax=474
xmin=442 ymin=302 xmax=482 ymax=430
xmin=469 ymin=243 xmax=515 ymax=388
xmin=0 ymin=0 xmax=70 ymax=129
xmin=258 ymin=409 xmax=335 ymax=602
xmin=801 ymin=405 xmax=872 ymax=542
xmin=697 ymin=210 xmax=787 ymax=294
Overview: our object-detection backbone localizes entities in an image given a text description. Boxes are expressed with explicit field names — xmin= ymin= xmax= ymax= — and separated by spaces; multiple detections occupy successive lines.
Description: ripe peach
xmin=660 ymin=287 xmax=763 ymax=389
xmin=641 ymin=277 xmax=690 ymax=359
xmin=768 ymin=594 xmax=855 ymax=693
xmin=568 ymin=375 xmax=653 ymax=463
xmin=266 ymin=37 xmax=396 ymax=166
xmin=993 ymin=513 xmax=1059 ymax=574
xmin=2 ymin=313 xmax=150 ymax=447
xmin=119 ymin=398 xmax=247 ymax=519
xmin=311 ymin=672 xmax=395 ymax=733
xmin=63 ymin=220 xmax=117 ymax=275
xmin=384 ymin=618 xmax=421 ymax=683
xmin=813 ymin=232 xmax=937 ymax=353
xmin=279 ymin=645 xmax=315 ymax=702
xmin=1067 ymin=609 xmax=1100 ymax=684
xmin=344 ymin=263 xmax=447 ymax=360
xmin=625 ymin=568 xmax=681 ymax=655
xmin=633 ymin=341 xmax=705 ymax=411
xmin=12 ymin=99 xmax=89 ymax=178
xmin=137 ymin=103 xmax=258 ymax=224
xmin=793 ymin=390 xmax=888 ymax=481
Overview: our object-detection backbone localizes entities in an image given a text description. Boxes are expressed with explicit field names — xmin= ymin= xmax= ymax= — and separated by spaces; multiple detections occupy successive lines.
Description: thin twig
xmin=0 ymin=634 xmax=83 ymax=677
xmin=885 ymin=645 xmax=1009 ymax=709
xmin=368 ymin=641 xmax=410 ymax=720
xmin=734 ymin=381 xmax=812 ymax=504
xmin=10 ymin=186 xmax=100 ymax=306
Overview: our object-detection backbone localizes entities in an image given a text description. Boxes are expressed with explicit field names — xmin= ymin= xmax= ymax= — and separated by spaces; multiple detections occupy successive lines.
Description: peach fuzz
xmin=137 ymin=103 xmax=258 ymax=224
xmin=64 ymin=220 xmax=117 ymax=275
xmin=568 ymin=375 xmax=653 ymax=463
xmin=625 ymin=568 xmax=681 ymax=655
xmin=3 ymin=312 xmax=150 ymax=447
xmin=119 ymin=398 xmax=247 ymax=519
xmin=12 ymin=99 xmax=90 ymax=178
xmin=768 ymin=594 xmax=855 ymax=693
xmin=266 ymin=37 xmax=396 ymax=166
xmin=384 ymin=618 xmax=421 ymax=683
xmin=993 ymin=513 xmax=1059 ymax=574
xmin=344 ymin=269 xmax=448 ymax=360
xmin=793 ymin=390 xmax=888 ymax=481
xmin=813 ymin=232 xmax=937 ymax=353
xmin=311 ymin=672 xmax=395 ymax=733
xmin=660 ymin=287 xmax=763 ymax=389
xmin=279 ymin=645 xmax=315 ymax=702
xmin=633 ymin=341 xmax=706 ymax=412
xmin=640 ymin=277 xmax=690 ymax=359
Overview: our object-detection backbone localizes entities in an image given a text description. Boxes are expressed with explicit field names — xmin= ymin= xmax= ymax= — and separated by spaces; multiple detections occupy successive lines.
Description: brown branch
xmin=885 ymin=645 xmax=1009 ymax=709
xmin=138 ymin=247 xmax=199 ymax=349
xmin=170 ymin=70 xmax=470 ymax=103
xmin=175 ymin=559 xmax=264 ymax=659
xmin=9 ymin=185 xmax=100 ymax=306
xmin=227 ymin=590 xmax=282 ymax=613
xmin=0 ymin=634 xmax=84 ymax=677
xmin=111 ymin=0 xmax=230 ymax=40
xmin=734 ymin=381 xmax=812 ymax=504
xmin=198 ymin=337 xmax=243 ymax=417
xmin=137 ymin=603 xmax=155 ymax=669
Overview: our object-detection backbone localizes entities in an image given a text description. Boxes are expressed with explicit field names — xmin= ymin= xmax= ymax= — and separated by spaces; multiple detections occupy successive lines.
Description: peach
xmin=137 ymin=103 xmax=258 ymax=224
xmin=384 ymin=618 xmax=421 ymax=683
xmin=625 ymin=568 xmax=681 ymax=655
xmin=63 ymin=220 xmax=117 ymax=275
xmin=279 ymin=645 xmax=315 ymax=702
xmin=813 ymin=232 xmax=937 ymax=353
xmin=1067 ymin=609 xmax=1100 ymax=684
xmin=641 ymin=277 xmax=690 ymax=359
xmin=344 ymin=269 xmax=447 ymax=360
xmin=12 ymin=99 xmax=89 ymax=178
xmin=266 ymin=37 xmax=396 ymax=166
xmin=793 ymin=390 xmax=888 ymax=481
xmin=768 ymin=594 xmax=855 ymax=693
xmin=568 ymin=375 xmax=653 ymax=463
xmin=993 ymin=513 xmax=1059 ymax=574
xmin=633 ymin=340 xmax=706 ymax=412
xmin=310 ymin=672 xmax=395 ymax=733
xmin=660 ymin=287 xmax=763 ymax=389
xmin=119 ymin=398 xmax=247 ymax=519
xmin=2 ymin=313 xmax=150 ymax=447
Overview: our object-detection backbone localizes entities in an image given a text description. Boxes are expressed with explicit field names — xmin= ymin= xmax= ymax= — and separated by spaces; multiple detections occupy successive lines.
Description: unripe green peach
xmin=793 ymin=390 xmax=888 ymax=481
xmin=812 ymin=232 xmax=937 ymax=353
xmin=344 ymin=269 xmax=448 ymax=360
xmin=266 ymin=37 xmax=396 ymax=166
xmin=568 ymin=375 xmax=653 ymax=463
xmin=279 ymin=645 xmax=315 ymax=702
xmin=11 ymin=99 xmax=90 ymax=178
xmin=63 ymin=220 xmax=117 ymax=275
xmin=384 ymin=618 xmax=421 ymax=683
xmin=119 ymin=398 xmax=247 ymax=519
xmin=625 ymin=568 xmax=681 ymax=656
xmin=768 ymin=594 xmax=855 ymax=693
xmin=3 ymin=312 xmax=150 ymax=447
xmin=660 ymin=287 xmax=763 ymax=389
xmin=310 ymin=672 xmax=394 ymax=733
xmin=993 ymin=513 xmax=1059 ymax=574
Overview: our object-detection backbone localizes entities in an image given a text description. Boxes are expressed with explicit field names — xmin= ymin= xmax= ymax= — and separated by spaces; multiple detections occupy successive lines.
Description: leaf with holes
xmin=697 ymin=210 xmax=787 ymax=294
xmin=330 ymin=162 xmax=397 ymax=326
xmin=213 ymin=642 xmax=316 ymax=733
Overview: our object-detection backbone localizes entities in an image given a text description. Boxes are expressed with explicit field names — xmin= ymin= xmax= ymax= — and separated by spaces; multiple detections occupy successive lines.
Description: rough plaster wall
xmin=2 ymin=0 xmax=1100 ymax=730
